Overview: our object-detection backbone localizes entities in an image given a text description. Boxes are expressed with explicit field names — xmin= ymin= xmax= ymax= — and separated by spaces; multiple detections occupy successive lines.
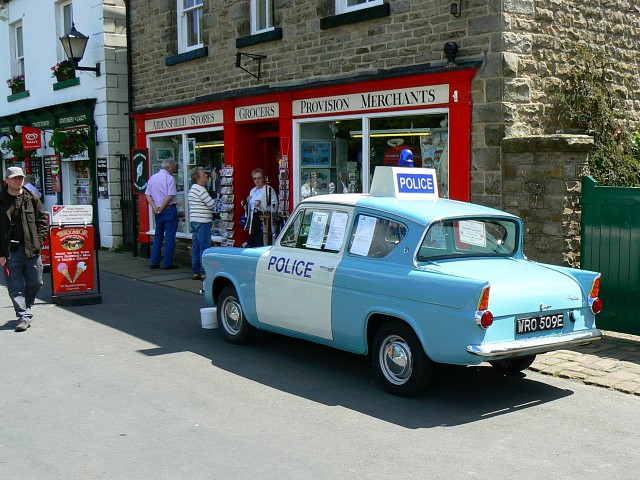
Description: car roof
xmin=300 ymin=194 xmax=520 ymax=226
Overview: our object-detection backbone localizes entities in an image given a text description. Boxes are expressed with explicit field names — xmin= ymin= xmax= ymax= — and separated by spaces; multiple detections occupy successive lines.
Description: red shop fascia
xmin=132 ymin=67 xmax=476 ymax=248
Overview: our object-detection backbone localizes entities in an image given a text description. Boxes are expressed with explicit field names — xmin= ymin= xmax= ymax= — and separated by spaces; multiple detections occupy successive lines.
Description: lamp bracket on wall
xmin=450 ymin=1 xmax=463 ymax=18
xmin=235 ymin=52 xmax=267 ymax=80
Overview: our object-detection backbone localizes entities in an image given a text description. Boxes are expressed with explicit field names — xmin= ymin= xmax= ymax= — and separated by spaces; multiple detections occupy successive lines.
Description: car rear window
xmin=417 ymin=218 xmax=518 ymax=261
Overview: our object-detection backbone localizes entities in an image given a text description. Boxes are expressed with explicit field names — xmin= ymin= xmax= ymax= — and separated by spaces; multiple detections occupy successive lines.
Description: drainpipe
xmin=124 ymin=0 xmax=139 ymax=257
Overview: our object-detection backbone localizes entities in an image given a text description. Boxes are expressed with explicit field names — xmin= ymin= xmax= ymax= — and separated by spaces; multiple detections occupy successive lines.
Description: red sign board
xmin=22 ymin=126 xmax=42 ymax=149
xmin=50 ymin=225 xmax=96 ymax=295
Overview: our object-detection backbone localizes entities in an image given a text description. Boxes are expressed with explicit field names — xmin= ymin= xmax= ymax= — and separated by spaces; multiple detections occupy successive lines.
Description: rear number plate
xmin=516 ymin=313 xmax=564 ymax=335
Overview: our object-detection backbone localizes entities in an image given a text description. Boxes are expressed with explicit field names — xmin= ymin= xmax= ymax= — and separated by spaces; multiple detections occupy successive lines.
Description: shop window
xmin=336 ymin=0 xmax=383 ymax=15
xmin=296 ymin=111 xmax=449 ymax=203
xmin=148 ymin=130 xmax=225 ymax=237
xmin=300 ymin=119 xmax=363 ymax=201
xmin=177 ymin=0 xmax=204 ymax=53
xmin=251 ymin=0 xmax=274 ymax=34
xmin=281 ymin=207 xmax=350 ymax=252
xmin=368 ymin=113 xmax=450 ymax=197
xmin=348 ymin=215 xmax=407 ymax=259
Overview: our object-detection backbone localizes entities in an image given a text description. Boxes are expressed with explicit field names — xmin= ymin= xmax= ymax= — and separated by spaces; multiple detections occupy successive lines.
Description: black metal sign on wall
xmin=97 ymin=157 xmax=108 ymax=199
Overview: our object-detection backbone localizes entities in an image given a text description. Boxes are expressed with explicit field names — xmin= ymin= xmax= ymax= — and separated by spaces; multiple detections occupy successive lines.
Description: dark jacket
xmin=0 ymin=186 xmax=48 ymax=259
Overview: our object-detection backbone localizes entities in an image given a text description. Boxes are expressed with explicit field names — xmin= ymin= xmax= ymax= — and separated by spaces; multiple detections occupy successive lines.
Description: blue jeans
xmin=150 ymin=205 xmax=178 ymax=268
xmin=191 ymin=221 xmax=212 ymax=275
xmin=3 ymin=245 xmax=43 ymax=322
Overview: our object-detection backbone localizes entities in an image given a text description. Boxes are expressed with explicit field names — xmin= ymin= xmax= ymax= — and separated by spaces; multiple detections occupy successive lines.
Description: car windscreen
xmin=416 ymin=218 xmax=519 ymax=261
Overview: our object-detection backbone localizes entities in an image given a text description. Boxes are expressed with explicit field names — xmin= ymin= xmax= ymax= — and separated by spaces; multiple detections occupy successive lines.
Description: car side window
xmin=280 ymin=208 xmax=350 ymax=252
xmin=348 ymin=215 xmax=407 ymax=259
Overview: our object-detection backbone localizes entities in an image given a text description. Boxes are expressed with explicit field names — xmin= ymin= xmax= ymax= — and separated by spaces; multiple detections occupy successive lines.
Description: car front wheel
xmin=489 ymin=354 xmax=537 ymax=373
xmin=217 ymin=286 xmax=255 ymax=345
xmin=372 ymin=321 xmax=433 ymax=397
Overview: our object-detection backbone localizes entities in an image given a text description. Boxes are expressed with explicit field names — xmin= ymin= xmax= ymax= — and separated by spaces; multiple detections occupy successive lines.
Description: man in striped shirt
xmin=188 ymin=167 xmax=216 ymax=280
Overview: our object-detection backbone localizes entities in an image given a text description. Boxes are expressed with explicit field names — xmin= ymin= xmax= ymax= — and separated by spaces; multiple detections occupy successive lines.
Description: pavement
xmin=97 ymin=250 xmax=640 ymax=396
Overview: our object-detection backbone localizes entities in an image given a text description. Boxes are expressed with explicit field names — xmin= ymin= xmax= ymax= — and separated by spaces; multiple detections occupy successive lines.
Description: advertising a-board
xmin=50 ymin=225 xmax=96 ymax=295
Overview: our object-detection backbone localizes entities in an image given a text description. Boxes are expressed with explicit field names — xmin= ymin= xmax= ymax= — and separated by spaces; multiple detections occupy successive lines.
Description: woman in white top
xmin=188 ymin=167 xmax=216 ymax=279
xmin=246 ymin=168 xmax=277 ymax=247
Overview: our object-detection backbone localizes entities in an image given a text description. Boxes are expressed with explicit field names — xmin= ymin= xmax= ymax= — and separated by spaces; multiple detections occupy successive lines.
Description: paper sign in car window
xmin=350 ymin=215 xmax=377 ymax=256
xmin=306 ymin=211 xmax=329 ymax=249
xmin=427 ymin=223 xmax=446 ymax=249
xmin=458 ymin=220 xmax=486 ymax=247
xmin=324 ymin=211 xmax=349 ymax=251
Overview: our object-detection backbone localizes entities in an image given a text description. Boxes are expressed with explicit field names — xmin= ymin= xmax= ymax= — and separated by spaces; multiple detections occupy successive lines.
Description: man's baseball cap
xmin=6 ymin=166 xmax=25 ymax=178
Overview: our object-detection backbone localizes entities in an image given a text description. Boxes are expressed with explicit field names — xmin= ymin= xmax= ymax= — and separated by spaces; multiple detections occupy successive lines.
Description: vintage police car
xmin=202 ymin=167 xmax=602 ymax=397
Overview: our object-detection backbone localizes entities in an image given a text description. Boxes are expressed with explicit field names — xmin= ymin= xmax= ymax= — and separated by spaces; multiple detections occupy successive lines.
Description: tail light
xmin=476 ymin=285 xmax=493 ymax=328
xmin=478 ymin=285 xmax=490 ymax=311
xmin=589 ymin=276 xmax=600 ymax=298
xmin=590 ymin=297 xmax=603 ymax=314
xmin=589 ymin=275 xmax=603 ymax=314
xmin=479 ymin=311 xmax=494 ymax=328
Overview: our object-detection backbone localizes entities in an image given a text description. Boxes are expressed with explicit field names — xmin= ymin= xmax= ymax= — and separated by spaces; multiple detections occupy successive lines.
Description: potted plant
xmin=51 ymin=61 xmax=75 ymax=82
xmin=6 ymin=75 xmax=25 ymax=94
xmin=49 ymin=128 xmax=94 ymax=158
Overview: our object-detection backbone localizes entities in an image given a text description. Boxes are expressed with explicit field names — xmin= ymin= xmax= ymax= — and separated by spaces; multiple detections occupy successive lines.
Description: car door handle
xmin=319 ymin=265 xmax=335 ymax=272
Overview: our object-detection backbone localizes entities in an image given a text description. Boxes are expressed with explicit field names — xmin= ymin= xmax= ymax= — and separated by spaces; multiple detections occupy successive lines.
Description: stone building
xmin=128 ymin=0 xmax=640 ymax=266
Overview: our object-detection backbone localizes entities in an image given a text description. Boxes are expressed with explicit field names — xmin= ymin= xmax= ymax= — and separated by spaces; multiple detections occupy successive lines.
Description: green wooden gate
xmin=581 ymin=176 xmax=640 ymax=335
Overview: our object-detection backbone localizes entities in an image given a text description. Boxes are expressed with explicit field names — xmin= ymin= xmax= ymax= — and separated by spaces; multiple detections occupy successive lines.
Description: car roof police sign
xmin=370 ymin=166 xmax=439 ymax=199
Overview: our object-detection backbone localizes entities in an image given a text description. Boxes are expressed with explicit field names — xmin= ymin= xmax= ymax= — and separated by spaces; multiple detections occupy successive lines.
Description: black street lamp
xmin=59 ymin=23 xmax=101 ymax=77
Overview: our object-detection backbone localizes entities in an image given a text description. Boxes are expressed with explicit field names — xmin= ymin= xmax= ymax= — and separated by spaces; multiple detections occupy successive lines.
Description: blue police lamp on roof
xmin=59 ymin=23 xmax=101 ymax=77
xmin=370 ymin=166 xmax=439 ymax=200
xmin=398 ymin=148 xmax=414 ymax=167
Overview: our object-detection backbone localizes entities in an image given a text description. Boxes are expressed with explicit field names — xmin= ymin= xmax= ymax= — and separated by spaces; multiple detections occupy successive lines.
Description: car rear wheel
xmin=217 ymin=286 xmax=255 ymax=345
xmin=372 ymin=321 xmax=433 ymax=397
xmin=489 ymin=354 xmax=537 ymax=373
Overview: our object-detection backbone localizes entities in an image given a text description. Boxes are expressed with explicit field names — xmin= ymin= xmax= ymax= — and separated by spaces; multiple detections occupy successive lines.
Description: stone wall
xmin=502 ymin=135 xmax=593 ymax=267
xmin=128 ymin=0 xmax=640 ymax=264
xmin=472 ymin=0 xmax=640 ymax=209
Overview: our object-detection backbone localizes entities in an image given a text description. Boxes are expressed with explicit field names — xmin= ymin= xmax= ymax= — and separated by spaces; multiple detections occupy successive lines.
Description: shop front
xmin=132 ymin=67 xmax=475 ymax=257
xmin=1 ymin=100 xmax=101 ymax=246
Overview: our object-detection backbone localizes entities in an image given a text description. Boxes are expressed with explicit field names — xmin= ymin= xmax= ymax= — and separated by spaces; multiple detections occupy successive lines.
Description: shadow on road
xmin=24 ymin=271 xmax=574 ymax=429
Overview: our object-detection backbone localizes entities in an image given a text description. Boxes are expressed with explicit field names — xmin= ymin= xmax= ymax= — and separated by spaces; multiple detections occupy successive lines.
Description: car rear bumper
xmin=466 ymin=329 xmax=602 ymax=360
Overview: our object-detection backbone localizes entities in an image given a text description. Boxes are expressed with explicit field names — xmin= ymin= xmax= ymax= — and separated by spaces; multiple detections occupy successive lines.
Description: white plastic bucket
xmin=200 ymin=307 xmax=218 ymax=329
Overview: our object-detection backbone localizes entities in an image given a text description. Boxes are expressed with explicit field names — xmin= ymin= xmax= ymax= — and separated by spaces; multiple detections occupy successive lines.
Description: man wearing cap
xmin=0 ymin=167 xmax=48 ymax=332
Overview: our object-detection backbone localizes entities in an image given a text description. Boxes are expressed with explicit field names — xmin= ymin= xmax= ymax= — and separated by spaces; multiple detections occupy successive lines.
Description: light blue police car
xmin=202 ymin=167 xmax=603 ymax=397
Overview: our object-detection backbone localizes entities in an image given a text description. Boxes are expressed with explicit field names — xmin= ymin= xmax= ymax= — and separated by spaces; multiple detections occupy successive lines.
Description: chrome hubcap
xmin=379 ymin=335 xmax=413 ymax=385
xmin=222 ymin=297 xmax=242 ymax=334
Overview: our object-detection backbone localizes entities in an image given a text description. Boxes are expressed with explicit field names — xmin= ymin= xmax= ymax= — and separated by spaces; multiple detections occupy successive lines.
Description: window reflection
xmin=300 ymin=119 xmax=363 ymax=199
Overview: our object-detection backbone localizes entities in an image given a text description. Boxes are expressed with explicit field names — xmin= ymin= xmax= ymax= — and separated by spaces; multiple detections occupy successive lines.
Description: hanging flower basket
xmin=6 ymin=75 xmax=25 ymax=94
xmin=51 ymin=61 xmax=75 ymax=82
xmin=0 ymin=135 xmax=37 ymax=160
xmin=49 ymin=128 xmax=94 ymax=158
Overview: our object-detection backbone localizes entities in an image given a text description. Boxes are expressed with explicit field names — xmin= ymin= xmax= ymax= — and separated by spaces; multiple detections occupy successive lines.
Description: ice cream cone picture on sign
xmin=72 ymin=261 xmax=87 ymax=283
xmin=58 ymin=262 xmax=73 ymax=283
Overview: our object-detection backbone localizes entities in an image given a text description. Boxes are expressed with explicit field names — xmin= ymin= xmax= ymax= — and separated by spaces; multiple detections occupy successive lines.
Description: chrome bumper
xmin=466 ymin=329 xmax=602 ymax=360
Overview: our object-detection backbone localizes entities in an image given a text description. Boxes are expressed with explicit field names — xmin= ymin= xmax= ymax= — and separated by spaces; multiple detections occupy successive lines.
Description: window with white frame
xmin=177 ymin=0 xmax=204 ymax=53
xmin=251 ymin=0 xmax=274 ymax=34
xmin=336 ymin=0 xmax=383 ymax=15
xmin=57 ymin=1 xmax=74 ymax=60
xmin=11 ymin=22 xmax=24 ymax=77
